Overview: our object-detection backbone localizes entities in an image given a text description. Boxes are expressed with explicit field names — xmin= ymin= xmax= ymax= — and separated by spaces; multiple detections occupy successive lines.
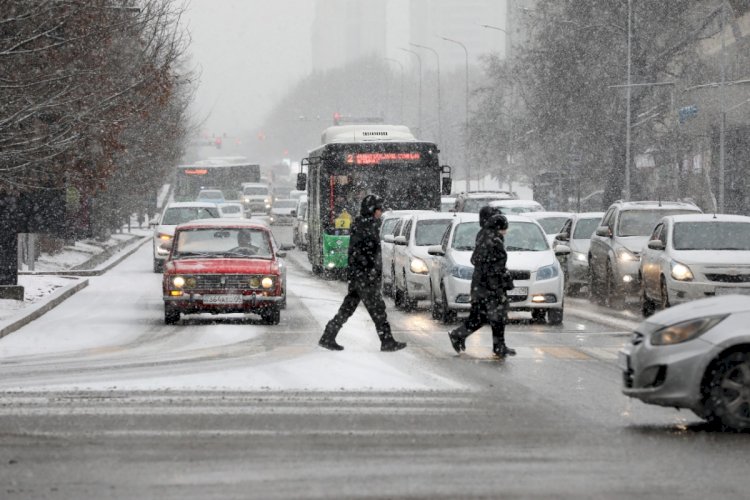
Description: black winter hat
xmin=486 ymin=213 xmax=509 ymax=230
xmin=479 ymin=205 xmax=503 ymax=228
xmin=360 ymin=194 xmax=384 ymax=216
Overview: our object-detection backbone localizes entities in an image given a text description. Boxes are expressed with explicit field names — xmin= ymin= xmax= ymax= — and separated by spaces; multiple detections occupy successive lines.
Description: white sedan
xmin=639 ymin=213 xmax=750 ymax=316
xmin=427 ymin=213 xmax=569 ymax=324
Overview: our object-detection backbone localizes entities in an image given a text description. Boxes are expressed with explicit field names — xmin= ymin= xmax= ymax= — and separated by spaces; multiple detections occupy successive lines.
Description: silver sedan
xmin=620 ymin=295 xmax=750 ymax=431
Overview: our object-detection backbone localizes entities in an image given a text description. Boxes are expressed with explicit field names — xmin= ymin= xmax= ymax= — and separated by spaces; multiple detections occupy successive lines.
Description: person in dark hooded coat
xmin=448 ymin=209 xmax=516 ymax=357
xmin=318 ymin=194 xmax=407 ymax=352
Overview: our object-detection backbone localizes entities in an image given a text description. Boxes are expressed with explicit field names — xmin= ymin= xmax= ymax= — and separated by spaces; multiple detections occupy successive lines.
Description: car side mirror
xmin=383 ymin=235 xmax=395 ymax=243
xmin=290 ymin=210 xmax=297 ymax=218
xmin=427 ymin=245 xmax=445 ymax=256
xmin=647 ymin=240 xmax=665 ymax=251
xmin=280 ymin=244 xmax=295 ymax=251
xmin=554 ymin=244 xmax=571 ymax=256
xmin=276 ymin=251 xmax=287 ymax=258
xmin=394 ymin=235 xmax=407 ymax=245
xmin=555 ymin=233 xmax=570 ymax=242
xmin=595 ymin=226 xmax=612 ymax=238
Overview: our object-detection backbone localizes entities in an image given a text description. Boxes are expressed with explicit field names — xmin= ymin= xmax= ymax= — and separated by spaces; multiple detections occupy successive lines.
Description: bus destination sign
xmin=345 ymin=152 xmax=421 ymax=165
xmin=183 ymin=168 xmax=208 ymax=175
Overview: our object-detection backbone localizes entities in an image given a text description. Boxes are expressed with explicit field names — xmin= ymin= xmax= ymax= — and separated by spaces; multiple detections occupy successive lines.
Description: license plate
xmin=507 ymin=287 xmax=528 ymax=297
xmin=617 ymin=351 xmax=630 ymax=371
xmin=202 ymin=294 xmax=243 ymax=304
xmin=715 ymin=287 xmax=750 ymax=296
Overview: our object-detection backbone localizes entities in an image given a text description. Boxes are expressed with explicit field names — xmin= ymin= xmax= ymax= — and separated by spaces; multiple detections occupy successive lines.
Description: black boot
xmin=319 ymin=325 xmax=344 ymax=351
xmin=379 ymin=332 xmax=406 ymax=352
xmin=448 ymin=330 xmax=466 ymax=354
xmin=493 ymin=344 xmax=516 ymax=357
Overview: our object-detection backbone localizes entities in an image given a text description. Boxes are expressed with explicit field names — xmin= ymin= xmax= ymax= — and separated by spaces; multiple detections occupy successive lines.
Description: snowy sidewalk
xmin=1 ymin=227 xmax=151 ymax=339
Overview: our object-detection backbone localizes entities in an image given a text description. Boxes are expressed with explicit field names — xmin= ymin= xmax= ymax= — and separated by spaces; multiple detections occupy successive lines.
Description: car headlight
xmin=573 ymin=251 xmax=587 ymax=262
xmin=651 ymin=315 xmax=728 ymax=346
xmin=536 ymin=264 xmax=559 ymax=281
xmin=158 ymin=233 xmax=172 ymax=241
xmin=670 ymin=261 xmax=694 ymax=281
xmin=303 ymin=223 xmax=308 ymax=232
xmin=262 ymin=276 xmax=275 ymax=289
xmin=264 ymin=198 xmax=270 ymax=203
xmin=449 ymin=264 xmax=474 ymax=280
xmin=410 ymin=258 xmax=429 ymax=274
xmin=616 ymin=248 xmax=638 ymax=262
xmin=172 ymin=276 xmax=185 ymax=288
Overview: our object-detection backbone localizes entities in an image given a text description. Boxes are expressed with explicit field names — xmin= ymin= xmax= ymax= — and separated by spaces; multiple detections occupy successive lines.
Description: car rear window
xmin=673 ymin=221 xmax=750 ymax=250
xmin=573 ymin=217 xmax=602 ymax=239
xmin=618 ymin=209 xmax=699 ymax=237
xmin=535 ymin=217 xmax=569 ymax=234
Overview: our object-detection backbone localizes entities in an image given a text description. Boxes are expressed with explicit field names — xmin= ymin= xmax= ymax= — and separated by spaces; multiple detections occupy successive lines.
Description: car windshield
xmin=415 ymin=219 xmax=451 ymax=246
xmin=243 ymin=186 xmax=268 ymax=195
xmin=161 ymin=207 xmax=219 ymax=225
xmin=451 ymin=221 xmax=548 ymax=252
xmin=274 ymin=200 xmax=297 ymax=208
xmin=573 ymin=217 xmax=602 ymax=239
xmin=506 ymin=222 xmax=549 ymax=251
xmin=535 ymin=217 xmax=569 ymax=234
xmin=618 ymin=209 xmax=699 ymax=237
xmin=174 ymin=227 xmax=272 ymax=258
xmin=673 ymin=222 xmax=750 ymax=250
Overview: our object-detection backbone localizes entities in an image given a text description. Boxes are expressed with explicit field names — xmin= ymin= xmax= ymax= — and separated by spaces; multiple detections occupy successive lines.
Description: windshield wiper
xmin=175 ymin=252 xmax=214 ymax=259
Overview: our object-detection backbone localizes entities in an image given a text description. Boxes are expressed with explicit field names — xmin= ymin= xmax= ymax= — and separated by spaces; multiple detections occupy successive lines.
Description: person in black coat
xmin=318 ymin=194 xmax=407 ymax=352
xmin=448 ymin=209 xmax=516 ymax=357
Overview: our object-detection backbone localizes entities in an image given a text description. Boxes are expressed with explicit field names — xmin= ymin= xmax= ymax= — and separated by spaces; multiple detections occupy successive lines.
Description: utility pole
xmin=719 ymin=2 xmax=727 ymax=213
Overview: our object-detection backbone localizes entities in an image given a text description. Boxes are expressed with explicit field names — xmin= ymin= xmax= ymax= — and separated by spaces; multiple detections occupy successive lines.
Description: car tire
xmin=705 ymin=352 xmax=750 ymax=431
xmin=531 ymin=309 xmax=546 ymax=324
xmin=164 ymin=305 xmax=179 ymax=325
xmin=440 ymin=285 xmax=457 ymax=323
xmin=588 ymin=262 xmax=605 ymax=305
xmin=660 ymin=276 xmax=671 ymax=310
xmin=606 ymin=263 xmax=625 ymax=309
xmin=430 ymin=283 xmax=442 ymax=320
xmin=261 ymin=307 xmax=281 ymax=325
xmin=547 ymin=307 xmax=563 ymax=325
xmin=640 ymin=277 xmax=656 ymax=317
xmin=153 ymin=259 xmax=162 ymax=273
xmin=402 ymin=271 xmax=416 ymax=312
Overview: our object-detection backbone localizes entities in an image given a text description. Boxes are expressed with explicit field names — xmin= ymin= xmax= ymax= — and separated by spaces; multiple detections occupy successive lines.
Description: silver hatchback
xmin=620 ymin=295 xmax=750 ymax=431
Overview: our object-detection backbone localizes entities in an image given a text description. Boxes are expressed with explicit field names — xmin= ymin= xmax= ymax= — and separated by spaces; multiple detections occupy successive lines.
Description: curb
xmin=0 ymin=279 xmax=88 ymax=339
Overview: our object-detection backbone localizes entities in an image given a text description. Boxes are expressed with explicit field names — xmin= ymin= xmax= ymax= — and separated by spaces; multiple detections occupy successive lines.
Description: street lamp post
xmin=625 ymin=0 xmax=632 ymax=201
xmin=399 ymin=47 xmax=422 ymax=135
xmin=410 ymin=42 xmax=442 ymax=147
xmin=440 ymin=35 xmax=470 ymax=190
xmin=384 ymin=58 xmax=405 ymax=124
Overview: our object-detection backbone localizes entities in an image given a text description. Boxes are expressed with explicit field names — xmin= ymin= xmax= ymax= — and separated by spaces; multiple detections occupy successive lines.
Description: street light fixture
xmin=410 ymin=42 xmax=442 ymax=147
xmin=439 ymin=35 xmax=471 ymax=190
xmin=399 ymin=47 xmax=422 ymax=135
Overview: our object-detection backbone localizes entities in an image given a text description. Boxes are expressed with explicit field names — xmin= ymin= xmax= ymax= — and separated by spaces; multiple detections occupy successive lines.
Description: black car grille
xmin=705 ymin=273 xmax=750 ymax=283
xmin=509 ymin=270 xmax=531 ymax=280
xmin=185 ymin=274 xmax=265 ymax=290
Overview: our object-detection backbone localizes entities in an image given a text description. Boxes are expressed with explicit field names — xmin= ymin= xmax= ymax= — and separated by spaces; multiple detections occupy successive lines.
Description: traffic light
xmin=333 ymin=112 xmax=342 ymax=126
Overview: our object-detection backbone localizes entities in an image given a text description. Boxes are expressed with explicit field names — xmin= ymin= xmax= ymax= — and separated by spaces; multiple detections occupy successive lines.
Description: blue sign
xmin=679 ymin=105 xmax=698 ymax=124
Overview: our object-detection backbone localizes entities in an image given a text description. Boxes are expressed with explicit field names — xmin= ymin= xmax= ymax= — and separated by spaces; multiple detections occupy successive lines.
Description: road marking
xmin=534 ymin=346 xmax=591 ymax=360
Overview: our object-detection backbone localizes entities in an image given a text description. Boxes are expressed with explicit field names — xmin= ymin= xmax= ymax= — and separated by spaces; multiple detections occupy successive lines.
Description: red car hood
xmin=167 ymin=258 xmax=275 ymax=275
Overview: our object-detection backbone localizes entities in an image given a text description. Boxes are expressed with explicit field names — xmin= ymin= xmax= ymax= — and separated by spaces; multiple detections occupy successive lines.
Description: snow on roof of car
xmin=662 ymin=213 xmax=750 ymax=223
xmin=521 ymin=211 xmax=574 ymax=219
xmin=174 ymin=219 xmax=271 ymax=231
xmin=164 ymin=201 xmax=222 ymax=209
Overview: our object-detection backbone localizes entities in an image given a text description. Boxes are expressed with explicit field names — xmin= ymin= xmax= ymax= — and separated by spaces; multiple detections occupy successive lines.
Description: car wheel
xmin=531 ymin=309 xmax=546 ymax=324
xmin=402 ymin=271 xmax=416 ymax=312
xmin=705 ymin=352 xmax=750 ymax=431
xmin=430 ymin=282 xmax=441 ymax=320
xmin=660 ymin=276 xmax=671 ymax=310
xmin=547 ymin=307 xmax=563 ymax=325
xmin=606 ymin=263 xmax=625 ymax=309
xmin=164 ymin=305 xmax=179 ymax=325
xmin=588 ymin=262 xmax=605 ymax=305
xmin=153 ymin=259 xmax=162 ymax=273
xmin=261 ymin=307 xmax=281 ymax=325
xmin=640 ymin=277 xmax=656 ymax=317
xmin=383 ymin=280 xmax=393 ymax=297
xmin=441 ymin=285 xmax=457 ymax=323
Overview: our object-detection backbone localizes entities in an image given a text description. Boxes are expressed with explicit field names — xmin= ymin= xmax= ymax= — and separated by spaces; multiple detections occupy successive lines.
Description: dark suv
xmin=588 ymin=200 xmax=701 ymax=307
xmin=452 ymin=191 xmax=517 ymax=213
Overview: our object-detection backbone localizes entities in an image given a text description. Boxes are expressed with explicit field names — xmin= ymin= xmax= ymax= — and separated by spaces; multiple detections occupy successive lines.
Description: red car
xmin=162 ymin=219 xmax=292 ymax=325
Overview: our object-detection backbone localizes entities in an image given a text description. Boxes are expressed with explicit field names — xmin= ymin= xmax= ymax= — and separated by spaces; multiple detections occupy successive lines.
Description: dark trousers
xmin=451 ymin=296 xmax=508 ymax=350
xmin=323 ymin=281 xmax=392 ymax=339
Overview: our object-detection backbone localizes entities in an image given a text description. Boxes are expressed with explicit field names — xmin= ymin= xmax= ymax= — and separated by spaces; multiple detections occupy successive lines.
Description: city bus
xmin=297 ymin=125 xmax=451 ymax=275
xmin=173 ymin=158 xmax=261 ymax=201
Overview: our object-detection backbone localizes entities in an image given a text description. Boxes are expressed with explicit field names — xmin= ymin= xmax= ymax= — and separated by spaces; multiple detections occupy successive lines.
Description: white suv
xmin=151 ymin=202 xmax=219 ymax=272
